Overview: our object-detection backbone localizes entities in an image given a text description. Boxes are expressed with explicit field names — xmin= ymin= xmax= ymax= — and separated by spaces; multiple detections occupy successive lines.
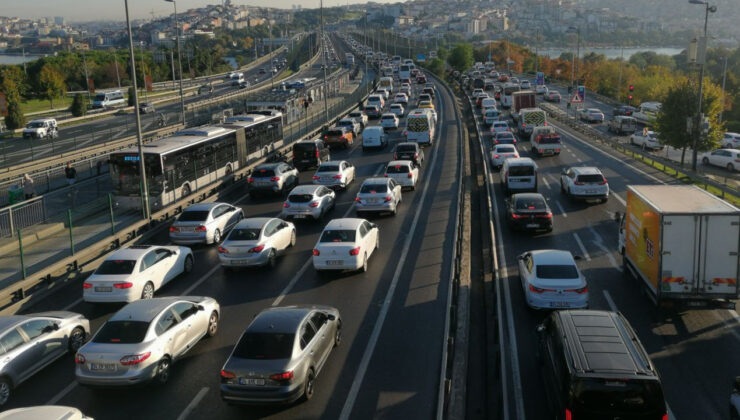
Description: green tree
xmin=38 ymin=64 xmax=66 ymax=108
xmin=127 ymin=86 xmax=135 ymax=106
xmin=69 ymin=93 xmax=87 ymax=117
xmin=426 ymin=58 xmax=446 ymax=80
xmin=447 ymin=43 xmax=473 ymax=73
xmin=3 ymin=81 xmax=25 ymax=130
xmin=0 ymin=66 xmax=26 ymax=98
xmin=437 ymin=47 xmax=449 ymax=61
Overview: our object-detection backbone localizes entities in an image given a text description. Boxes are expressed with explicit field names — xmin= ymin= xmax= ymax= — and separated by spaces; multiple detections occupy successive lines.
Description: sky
xmin=3 ymin=0 xmax=396 ymax=22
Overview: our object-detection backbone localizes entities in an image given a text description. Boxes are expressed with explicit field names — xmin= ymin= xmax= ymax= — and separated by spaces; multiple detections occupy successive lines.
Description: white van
xmin=500 ymin=157 xmax=538 ymax=194
xmin=399 ymin=64 xmax=412 ymax=80
xmin=379 ymin=76 xmax=394 ymax=93
xmin=633 ymin=102 xmax=661 ymax=126
xmin=230 ymin=72 xmax=245 ymax=86
xmin=404 ymin=109 xmax=436 ymax=146
xmin=362 ymin=126 xmax=388 ymax=150
xmin=91 ymin=90 xmax=125 ymax=109
xmin=22 ymin=118 xmax=58 ymax=139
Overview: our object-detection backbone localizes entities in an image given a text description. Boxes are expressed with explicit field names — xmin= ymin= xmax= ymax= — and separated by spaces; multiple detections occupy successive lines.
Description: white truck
xmin=618 ymin=185 xmax=740 ymax=308
xmin=529 ymin=126 xmax=561 ymax=156
xmin=22 ymin=118 xmax=58 ymax=139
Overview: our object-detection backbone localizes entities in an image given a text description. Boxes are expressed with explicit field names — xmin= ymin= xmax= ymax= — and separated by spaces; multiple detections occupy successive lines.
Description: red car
xmin=416 ymin=75 xmax=427 ymax=84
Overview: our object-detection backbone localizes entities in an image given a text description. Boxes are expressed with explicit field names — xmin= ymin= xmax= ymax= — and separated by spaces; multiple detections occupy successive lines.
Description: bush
xmin=70 ymin=93 xmax=87 ymax=117
xmin=127 ymin=86 xmax=135 ymax=106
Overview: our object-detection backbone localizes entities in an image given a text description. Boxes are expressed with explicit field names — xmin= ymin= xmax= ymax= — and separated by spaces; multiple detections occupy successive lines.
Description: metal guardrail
xmin=0 ymin=197 xmax=45 ymax=238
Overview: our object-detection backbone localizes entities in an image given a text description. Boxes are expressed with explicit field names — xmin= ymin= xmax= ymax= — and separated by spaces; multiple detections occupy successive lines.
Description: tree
xmin=38 ymin=64 xmax=66 ymax=109
xmin=127 ymin=86 xmax=135 ymax=106
xmin=70 ymin=93 xmax=87 ymax=117
xmin=447 ymin=43 xmax=473 ymax=73
xmin=3 ymin=78 xmax=25 ymax=130
xmin=437 ymin=47 xmax=449 ymax=61
xmin=427 ymin=58 xmax=446 ymax=80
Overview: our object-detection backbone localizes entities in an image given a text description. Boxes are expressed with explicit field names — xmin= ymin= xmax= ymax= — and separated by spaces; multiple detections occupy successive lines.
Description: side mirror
xmin=197 ymin=305 xmax=205 ymax=311
xmin=371 ymin=223 xmax=378 ymax=229
xmin=327 ymin=314 xmax=336 ymax=321
xmin=573 ymin=255 xmax=583 ymax=261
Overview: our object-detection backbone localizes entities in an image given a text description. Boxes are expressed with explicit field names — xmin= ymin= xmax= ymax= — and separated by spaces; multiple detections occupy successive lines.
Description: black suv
xmin=393 ymin=142 xmax=424 ymax=166
xmin=292 ymin=139 xmax=331 ymax=171
xmin=537 ymin=310 xmax=667 ymax=420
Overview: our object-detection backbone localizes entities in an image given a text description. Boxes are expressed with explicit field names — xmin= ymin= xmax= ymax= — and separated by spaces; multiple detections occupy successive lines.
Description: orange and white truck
xmin=618 ymin=185 xmax=740 ymax=308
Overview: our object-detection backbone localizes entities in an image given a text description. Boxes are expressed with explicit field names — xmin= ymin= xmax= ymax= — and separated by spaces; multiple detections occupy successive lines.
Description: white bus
xmin=110 ymin=113 xmax=283 ymax=210
xmin=404 ymin=109 xmax=436 ymax=146
xmin=345 ymin=53 xmax=355 ymax=66
xmin=92 ymin=90 xmax=125 ymax=109
xmin=379 ymin=76 xmax=394 ymax=92
xmin=399 ymin=64 xmax=412 ymax=80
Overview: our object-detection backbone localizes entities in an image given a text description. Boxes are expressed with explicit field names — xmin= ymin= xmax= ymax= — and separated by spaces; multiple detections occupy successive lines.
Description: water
xmin=224 ymin=56 xmax=239 ymax=69
xmin=536 ymin=47 xmax=684 ymax=60
xmin=0 ymin=54 xmax=43 ymax=65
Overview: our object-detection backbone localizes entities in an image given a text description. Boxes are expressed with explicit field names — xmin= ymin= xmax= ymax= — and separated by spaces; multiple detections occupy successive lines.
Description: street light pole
xmin=320 ymin=0 xmax=329 ymax=128
xmin=124 ymin=0 xmax=150 ymax=220
xmin=690 ymin=0 xmax=716 ymax=171
xmin=719 ymin=55 xmax=728 ymax=123
xmin=166 ymin=0 xmax=186 ymax=125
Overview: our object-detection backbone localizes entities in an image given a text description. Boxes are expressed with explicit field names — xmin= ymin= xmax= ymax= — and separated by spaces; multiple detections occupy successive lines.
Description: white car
xmin=348 ymin=110 xmax=368 ymax=129
xmin=579 ymin=108 xmax=605 ymax=123
xmin=491 ymin=121 xmax=510 ymax=135
xmin=490 ymin=144 xmax=520 ymax=169
xmin=702 ymin=149 xmax=740 ymax=172
xmin=376 ymin=88 xmax=391 ymax=100
xmin=390 ymin=103 xmax=405 ymax=117
xmin=169 ymin=202 xmax=243 ymax=245
xmin=0 ymin=406 xmax=93 ymax=420
xmin=312 ymin=160 xmax=356 ymax=189
xmin=518 ymin=250 xmax=588 ymax=310
xmin=380 ymin=113 xmax=400 ymax=130
xmin=336 ymin=118 xmax=361 ymax=137
xmin=83 ymin=245 xmax=194 ymax=303
xmin=384 ymin=160 xmax=420 ymax=190
xmin=394 ymin=93 xmax=409 ymax=106
xmin=559 ymin=166 xmax=609 ymax=203
xmin=218 ymin=217 xmax=296 ymax=268
xmin=75 ymin=296 xmax=220 ymax=386
xmin=534 ymin=84 xmax=548 ymax=94
xmin=520 ymin=80 xmax=531 ymax=89
xmin=722 ymin=132 xmax=740 ymax=149
xmin=355 ymin=177 xmax=403 ymax=216
xmin=400 ymin=85 xmax=411 ymax=96
xmin=312 ymin=218 xmax=379 ymax=274
xmin=629 ymin=130 xmax=663 ymax=150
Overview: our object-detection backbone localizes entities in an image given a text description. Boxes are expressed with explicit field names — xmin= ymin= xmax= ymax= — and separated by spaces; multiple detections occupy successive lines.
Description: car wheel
xmin=183 ymin=255 xmax=194 ymax=274
xmin=267 ymin=249 xmax=277 ymax=269
xmin=0 ymin=378 xmax=10 ymax=406
xmin=206 ymin=311 xmax=219 ymax=337
xmin=290 ymin=229 xmax=296 ymax=247
xmin=303 ymin=369 xmax=316 ymax=401
xmin=360 ymin=253 xmax=368 ymax=273
xmin=702 ymin=157 xmax=709 ymax=165
xmin=334 ymin=319 xmax=342 ymax=347
xmin=212 ymin=229 xmax=221 ymax=244
xmin=728 ymin=163 xmax=735 ymax=172
xmin=141 ymin=282 xmax=155 ymax=300
xmin=375 ymin=234 xmax=380 ymax=249
xmin=154 ymin=357 xmax=171 ymax=385
xmin=68 ymin=326 xmax=86 ymax=351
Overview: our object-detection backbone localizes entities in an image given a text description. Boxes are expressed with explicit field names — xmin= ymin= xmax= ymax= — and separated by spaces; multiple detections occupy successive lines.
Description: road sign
xmin=536 ymin=72 xmax=545 ymax=86
xmin=569 ymin=93 xmax=583 ymax=103
xmin=577 ymin=85 xmax=585 ymax=101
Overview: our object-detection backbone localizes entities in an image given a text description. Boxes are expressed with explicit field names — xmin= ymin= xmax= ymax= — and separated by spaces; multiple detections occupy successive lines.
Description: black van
xmin=537 ymin=310 xmax=667 ymax=420
xmin=292 ymin=139 xmax=330 ymax=171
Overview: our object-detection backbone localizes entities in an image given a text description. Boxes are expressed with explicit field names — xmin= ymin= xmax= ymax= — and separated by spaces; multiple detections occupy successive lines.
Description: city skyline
xmin=2 ymin=0 xmax=395 ymax=22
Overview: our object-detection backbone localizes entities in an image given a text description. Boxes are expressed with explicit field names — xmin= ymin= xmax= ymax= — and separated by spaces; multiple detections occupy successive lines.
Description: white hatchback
xmin=518 ymin=249 xmax=588 ymax=310
xmin=490 ymin=144 xmax=520 ymax=169
xmin=312 ymin=218 xmax=379 ymax=274
xmin=380 ymin=113 xmax=400 ymax=130
xmin=702 ymin=149 xmax=740 ymax=172
xmin=390 ymin=103 xmax=405 ymax=117
xmin=384 ymin=160 xmax=420 ymax=190
xmin=559 ymin=166 xmax=609 ymax=202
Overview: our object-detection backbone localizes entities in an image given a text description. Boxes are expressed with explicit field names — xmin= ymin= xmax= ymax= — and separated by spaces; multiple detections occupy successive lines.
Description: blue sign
xmin=416 ymin=54 xmax=426 ymax=63
xmin=124 ymin=155 xmax=140 ymax=162
xmin=536 ymin=72 xmax=545 ymax=86
xmin=577 ymin=85 xmax=586 ymax=101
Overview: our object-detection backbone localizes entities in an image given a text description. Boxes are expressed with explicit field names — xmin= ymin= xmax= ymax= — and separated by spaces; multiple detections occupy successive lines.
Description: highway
xmin=4 ymin=60 xmax=463 ymax=420
xmin=469 ymin=84 xmax=740 ymax=420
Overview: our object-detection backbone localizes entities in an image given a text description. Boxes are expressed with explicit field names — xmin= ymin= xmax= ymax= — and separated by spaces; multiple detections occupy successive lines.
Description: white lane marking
xmin=46 ymin=380 xmax=78 ymax=405
xmin=541 ymin=175 xmax=551 ymax=190
xmin=62 ymin=297 xmax=83 ymax=312
xmin=588 ymin=227 xmax=621 ymax=272
xmin=612 ymin=193 xmax=626 ymax=207
xmin=176 ymin=387 xmax=209 ymax=420
xmin=182 ymin=264 xmax=221 ymax=296
xmin=573 ymin=232 xmax=591 ymax=261
xmin=339 ymin=90 xmax=446 ymax=420
xmin=554 ymin=200 xmax=568 ymax=218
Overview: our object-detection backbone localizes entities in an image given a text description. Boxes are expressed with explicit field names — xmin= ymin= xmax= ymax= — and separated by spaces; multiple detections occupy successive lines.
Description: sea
xmin=536 ymin=47 xmax=684 ymax=60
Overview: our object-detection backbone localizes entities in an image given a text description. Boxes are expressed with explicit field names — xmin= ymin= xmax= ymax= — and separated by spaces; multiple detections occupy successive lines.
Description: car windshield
xmin=320 ymin=229 xmax=357 ymax=242
xmin=349 ymin=112 xmax=362 ymax=118
xmin=93 ymin=321 xmax=149 ymax=344
xmin=573 ymin=378 xmax=665 ymax=413
xmin=391 ymin=105 xmax=402 ymax=109
xmin=337 ymin=121 xmax=352 ymax=126
xmin=232 ymin=332 xmax=295 ymax=360
xmin=254 ymin=168 xmax=276 ymax=177
xmin=538 ymin=135 xmax=561 ymax=145
xmin=386 ymin=164 xmax=410 ymax=174
xmin=28 ymin=122 xmax=45 ymax=128
xmin=96 ymin=260 xmax=136 ymax=275
xmin=327 ymin=130 xmax=344 ymax=136
xmin=360 ymin=183 xmax=388 ymax=193
xmin=179 ymin=211 xmax=209 ymax=222
xmin=495 ymin=123 xmax=508 ymax=129
xmin=228 ymin=228 xmax=262 ymax=241
xmin=577 ymin=174 xmax=604 ymax=183
xmin=515 ymin=197 xmax=546 ymax=210
xmin=509 ymin=166 xmax=534 ymax=176
xmin=382 ymin=115 xmax=395 ymax=120
xmin=317 ymin=165 xmax=340 ymax=172
xmin=536 ymin=264 xmax=579 ymax=279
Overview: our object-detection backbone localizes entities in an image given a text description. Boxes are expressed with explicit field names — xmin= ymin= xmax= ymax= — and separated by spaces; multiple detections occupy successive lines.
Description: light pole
xmin=616 ymin=44 xmax=624 ymax=102
xmin=689 ymin=0 xmax=717 ymax=171
xmin=320 ymin=0 xmax=329 ymax=129
xmin=165 ymin=0 xmax=186 ymax=125
xmin=124 ymin=0 xmax=150 ymax=220
xmin=719 ymin=55 xmax=728 ymax=123
xmin=567 ymin=26 xmax=581 ymax=89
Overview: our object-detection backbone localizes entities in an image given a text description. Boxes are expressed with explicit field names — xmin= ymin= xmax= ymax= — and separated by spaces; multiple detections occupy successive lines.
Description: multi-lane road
xmin=5 ymin=64 xmax=463 ymax=420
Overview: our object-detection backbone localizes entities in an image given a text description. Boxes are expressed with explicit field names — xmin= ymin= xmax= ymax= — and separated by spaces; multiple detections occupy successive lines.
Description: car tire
xmin=334 ymin=319 xmax=342 ymax=347
xmin=69 ymin=326 xmax=86 ymax=351
xmin=267 ymin=250 xmax=277 ymax=269
xmin=206 ymin=311 xmax=219 ymax=338
xmin=141 ymin=282 xmax=155 ymax=300
xmin=303 ymin=369 xmax=316 ymax=401
xmin=290 ymin=229 xmax=296 ymax=247
xmin=728 ymin=163 xmax=735 ymax=172
xmin=0 ymin=377 xmax=11 ymax=406
xmin=154 ymin=357 xmax=171 ymax=385
xmin=360 ymin=253 xmax=368 ymax=273
xmin=184 ymin=255 xmax=194 ymax=274
xmin=702 ymin=157 xmax=709 ymax=165
xmin=212 ymin=229 xmax=221 ymax=245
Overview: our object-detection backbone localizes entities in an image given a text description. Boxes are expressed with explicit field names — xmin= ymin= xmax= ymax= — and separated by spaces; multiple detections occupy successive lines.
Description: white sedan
xmin=518 ymin=249 xmax=589 ymax=310
xmin=218 ymin=218 xmax=296 ymax=269
xmin=312 ymin=160 xmax=356 ymax=189
xmin=629 ymin=130 xmax=663 ymax=150
xmin=380 ymin=113 xmax=400 ymax=130
xmin=169 ymin=202 xmax=243 ymax=245
xmin=702 ymin=149 xmax=740 ymax=172
xmin=384 ymin=160 xmax=419 ymax=190
xmin=312 ymin=218 xmax=379 ymax=274
xmin=83 ymin=245 xmax=193 ymax=303
xmin=490 ymin=144 xmax=520 ymax=169
xmin=390 ymin=103 xmax=405 ymax=117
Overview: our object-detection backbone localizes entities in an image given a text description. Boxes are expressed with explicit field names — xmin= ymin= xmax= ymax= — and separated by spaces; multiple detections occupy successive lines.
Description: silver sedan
xmin=218 ymin=218 xmax=296 ymax=269
xmin=75 ymin=296 xmax=219 ymax=387
xmin=281 ymin=185 xmax=336 ymax=221
xmin=355 ymin=177 xmax=403 ymax=216
xmin=169 ymin=202 xmax=243 ymax=245
xmin=312 ymin=160 xmax=356 ymax=190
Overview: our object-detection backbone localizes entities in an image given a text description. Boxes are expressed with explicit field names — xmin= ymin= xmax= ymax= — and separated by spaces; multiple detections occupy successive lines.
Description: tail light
xmin=513 ymin=139 xmax=516 ymax=143
xmin=538 ymin=148 xmax=544 ymax=154
xmin=521 ymin=123 xmax=526 ymax=128
xmin=113 ymin=282 xmax=133 ymax=289
xmin=82 ymin=282 xmax=93 ymax=289
xmin=312 ymin=176 xmax=320 ymax=180
xmin=536 ymin=213 xmax=553 ymax=219
xmin=169 ymin=226 xmax=179 ymax=233
xmin=349 ymin=247 xmax=361 ymax=256
xmin=572 ymin=286 xmax=589 ymax=294
xmin=315 ymin=150 xmax=320 ymax=158
xmin=324 ymin=135 xmax=328 ymax=139
xmin=598 ymin=176 xmax=608 ymax=185
xmin=662 ymin=414 xmax=668 ymax=420
xmin=220 ymin=370 xmax=236 ymax=379
xmin=312 ymin=249 xmax=320 ymax=256
xmin=354 ymin=197 xmax=361 ymax=203
xmin=511 ymin=213 xmax=525 ymax=219
xmin=414 ymin=153 xmax=418 ymax=159
xmin=384 ymin=196 xmax=392 ymax=202
xmin=529 ymin=284 xmax=555 ymax=293
xmin=555 ymin=148 xmax=560 ymax=153
xmin=218 ymin=246 xmax=229 ymax=254
xmin=494 ymin=154 xmax=500 ymax=158
xmin=407 ymin=173 xmax=413 ymax=178
xmin=574 ymin=181 xmax=585 ymax=186
xmin=394 ymin=153 xmax=398 ymax=159
xmin=195 ymin=225 xmax=207 ymax=232
xmin=283 ymin=202 xmax=290 ymax=208
xmin=120 ymin=352 xmax=151 ymax=366
xmin=565 ymin=409 xmax=572 ymax=420
xmin=309 ymin=202 xmax=319 ymax=207
xmin=384 ymin=174 xmax=389 ymax=177
xmin=249 ymin=245 xmax=265 ymax=253
xmin=494 ymin=139 xmax=499 ymax=144
xmin=269 ymin=371 xmax=294 ymax=382
xmin=333 ymin=174 xmax=343 ymax=179
xmin=75 ymin=354 xmax=86 ymax=364
xmin=247 ymin=177 xmax=254 ymax=183
xmin=270 ymin=176 xmax=281 ymax=182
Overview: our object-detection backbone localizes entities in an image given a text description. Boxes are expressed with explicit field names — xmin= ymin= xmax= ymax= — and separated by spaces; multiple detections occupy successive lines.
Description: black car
xmin=613 ymin=105 xmax=637 ymax=116
xmin=506 ymin=193 xmax=552 ymax=232
xmin=537 ymin=310 xmax=667 ymax=420
xmin=292 ymin=139 xmax=331 ymax=171
xmin=422 ymin=87 xmax=435 ymax=99
xmin=393 ymin=142 xmax=424 ymax=166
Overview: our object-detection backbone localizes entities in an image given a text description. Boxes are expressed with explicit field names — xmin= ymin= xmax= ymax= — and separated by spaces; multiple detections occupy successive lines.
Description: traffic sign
xmin=569 ymin=93 xmax=583 ymax=103
xmin=577 ymin=85 xmax=586 ymax=101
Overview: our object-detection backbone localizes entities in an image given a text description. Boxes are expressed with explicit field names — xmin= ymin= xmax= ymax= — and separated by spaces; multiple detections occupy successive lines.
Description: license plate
xmin=327 ymin=260 xmax=343 ymax=266
xmin=301 ymin=159 xmax=309 ymax=162
xmin=586 ymin=190 xmax=597 ymax=194
xmin=94 ymin=286 xmax=112 ymax=292
xmin=367 ymin=198 xmax=378 ymax=203
xmin=526 ymin=224 xmax=539 ymax=228
xmin=239 ymin=378 xmax=265 ymax=386
xmin=232 ymin=260 xmax=250 ymax=265
xmin=550 ymin=302 xmax=569 ymax=308
xmin=294 ymin=215 xmax=307 ymax=219
xmin=179 ymin=227 xmax=195 ymax=232
xmin=90 ymin=363 xmax=116 ymax=371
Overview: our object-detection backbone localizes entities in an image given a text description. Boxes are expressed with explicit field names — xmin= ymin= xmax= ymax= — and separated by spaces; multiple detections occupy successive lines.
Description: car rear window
xmin=515 ymin=197 xmax=546 ymax=210
xmin=537 ymin=135 xmax=561 ymax=144
xmin=576 ymin=174 xmax=604 ymax=183
xmin=96 ymin=260 xmax=136 ymax=275
xmin=572 ymin=378 xmax=665 ymax=414
xmin=233 ymin=332 xmax=295 ymax=360
xmin=327 ymin=130 xmax=344 ymax=137
xmin=396 ymin=145 xmax=416 ymax=152
xmin=360 ymin=183 xmax=388 ymax=193
xmin=179 ymin=211 xmax=209 ymax=222
xmin=496 ymin=146 xmax=516 ymax=154
xmin=93 ymin=321 xmax=149 ymax=344
xmin=320 ymin=229 xmax=357 ymax=242
xmin=536 ymin=264 xmax=579 ymax=279
xmin=253 ymin=168 xmax=276 ymax=177
xmin=349 ymin=112 xmax=362 ymax=118
xmin=228 ymin=228 xmax=261 ymax=241
xmin=317 ymin=165 xmax=339 ymax=172
xmin=382 ymin=115 xmax=395 ymax=120
xmin=509 ymin=166 xmax=534 ymax=176
xmin=386 ymin=164 xmax=410 ymax=174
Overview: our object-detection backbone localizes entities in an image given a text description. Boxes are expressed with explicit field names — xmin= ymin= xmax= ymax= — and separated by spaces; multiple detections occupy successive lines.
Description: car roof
xmin=494 ymin=144 xmax=516 ymax=150
xmin=570 ymin=166 xmax=603 ymax=175
xmin=512 ymin=192 xmax=546 ymax=202
xmin=387 ymin=160 xmax=413 ymax=166
xmin=396 ymin=142 xmax=418 ymax=148
xmin=324 ymin=218 xmax=365 ymax=230
xmin=110 ymin=297 xmax=201 ymax=322
xmin=529 ymin=249 xmax=576 ymax=265
xmin=106 ymin=245 xmax=155 ymax=260
xmin=362 ymin=177 xmax=390 ymax=185
xmin=183 ymin=202 xmax=221 ymax=212
xmin=0 ymin=406 xmax=87 ymax=420
xmin=381 ymin=113 xmax=396 ymax=117
xmin=254 ymin=163 xmax=281 ymax=169
xmin=234 ymin=217 xmax=273 ymax=229
xmin=0 ymin=316 xmax=29 ymax=331
xmin=248 ymin=306 xmax=316 ymax=334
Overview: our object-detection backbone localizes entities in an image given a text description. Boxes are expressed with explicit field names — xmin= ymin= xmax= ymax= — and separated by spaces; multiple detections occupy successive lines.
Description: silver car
xmin=355 ymin=177 xmax=403 ymax=216
xmin=219 ymin=305 xmax=341 ymax=404
xmin=75 ymin=296 xmax=220 ymax=387
xmin=218 ymin=218 xmax=296 ymax=269
xmin=248 ymin=163 xmax=300 ymax=197
xmin=312 ymin=160 xmax=356 ymax=190
xmin=169 ymin=202 xmax=243 ymax=245
xmin=0 ymin=406 xmax=93 ymax=419
xmin=281 ymin=185 xmax=336 ymax=221
xmin=0 ymin=312 xmax=90 ymax=406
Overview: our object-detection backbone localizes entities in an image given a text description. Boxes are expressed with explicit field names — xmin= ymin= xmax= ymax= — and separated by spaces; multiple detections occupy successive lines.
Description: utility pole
xmin=165 ymin=0 xmax=186 ymax=125
xmin=140 ymin=45 xmax=150 ymax=102
xmin=268 ymin=8 xmax=274 ymax=90
xmin=114 ymin=53 xmax=121 ymax=88
xmin=170 ymin=49 xmax=176 ymax=89
xmin=320 ymin=0 xmax=329 ymax=128
xmin=616 ymin=44 xmax=624 ymax=102
xmin=719 ymin=55 xmax=728 ymax=123
xmin=690 ymin=1 xmax=717 ymax=171
xmin=82 ymin=50 xmax=92 ymax=104
xmin=534 ymin=30 xmax=539 ymax=74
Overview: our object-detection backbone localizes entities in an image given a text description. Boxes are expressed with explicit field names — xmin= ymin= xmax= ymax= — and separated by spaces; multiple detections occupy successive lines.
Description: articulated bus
xmin=110 ymin=113 xmax=283 ymax=210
